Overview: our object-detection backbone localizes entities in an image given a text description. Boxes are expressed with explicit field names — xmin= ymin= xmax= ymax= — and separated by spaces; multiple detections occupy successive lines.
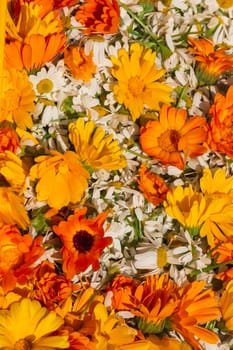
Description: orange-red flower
xmin=4 ymin=33 xmax=66 ymax=72
xmin=53 ymin=207 xmax=112 ymax=279
xmin=0 ymin=125 xmax=20 ymax=153
xmin=171 ymin=281 xmax=220 ymax=349
xmin=64 ymin=46 xmax=96 ymax=82
xmin=208 ymin=85 xmax=233 ymax=159
xmin=188 ymin=37 xmax=233 ymax=85
xmin=140 ymin=104 xmax=208 ymax=170
xmin=75 ymin=0 xmax=120 ymax=34
xmin=29 ymin=260 xmax=74 ymax=310
xmin=0 ymin=224 xmax=44 ymax=293
xmin=137 ymin=164 xmax=168 ymax=206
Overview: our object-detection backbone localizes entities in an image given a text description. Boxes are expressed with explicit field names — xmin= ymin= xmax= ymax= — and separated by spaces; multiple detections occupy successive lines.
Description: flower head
xmin=110 ymin=43 xmax=173 ymax=121
xmin=64 ymin=46 xmax=96 ymax=82
xmin=75 ymin=0 xmax=120 ymax=35
xmin=140 ymin=105 xmax=208 ymax=169
xmin=53 ymin=207 xmax=112 ymax=278
xmin=0 ymin=187 xmax=29 ymax=229
xmin=220 ymin=280 xmax=233 ymax=332
xmin=0 ymin=69 xmax=35 ymax=130
xmin=0 ymin=151 xmax=26 ymax=193
xmin=0 ymin=298 xmax=69 ymax=349
xmin=0 ymin=125 xmax=20 ymax=153
xmin=0 ymin=224 xmax=44 ymax=292
xmin=208 ymin=85 xmax=233 ymax=159
xmin=5 ymin=33 xmax=66 ymax=72
xmin=171 ymin=281 xmax=220 ymax=349
xmin=188 ymin=37 xmax=233 ymax=85
xmin=68 ymin=118 xmax=127 ymax=171
xmin=137 ymin=164 xmax=168 ymax=206
xmin=30 ymin=150 xmax=90 ymax=210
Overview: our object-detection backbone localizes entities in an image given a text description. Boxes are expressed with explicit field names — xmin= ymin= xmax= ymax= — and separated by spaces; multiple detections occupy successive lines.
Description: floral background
xmin=1 ymin=0 xmax=233 ymax=349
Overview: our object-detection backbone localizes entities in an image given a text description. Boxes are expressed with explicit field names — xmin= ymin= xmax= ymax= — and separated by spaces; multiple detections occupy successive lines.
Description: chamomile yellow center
xmin=37 ymin=78 xmax=53 ymax=94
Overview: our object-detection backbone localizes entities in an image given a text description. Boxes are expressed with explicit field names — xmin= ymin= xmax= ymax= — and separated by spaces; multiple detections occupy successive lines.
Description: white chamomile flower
xmin=29 ymin=64 xmax=67 ymax=101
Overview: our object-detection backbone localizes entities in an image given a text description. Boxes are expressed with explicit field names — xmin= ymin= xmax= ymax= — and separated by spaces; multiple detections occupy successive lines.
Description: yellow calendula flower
xmin=220 ymin=279 xmax=233 ymax=331
xmin=0 ymin=69 xmax=35 ymax=130
xmin=30 ymin=150 xmax=90 ymax=210
xmin=0 ymin=187 xmax=29 ymax=229
xmin=0 ymin=298 xmax=69 ymax=349
xmin=216 ymin=0 xmax=233 ymax=8
xmin=0 ymin=151 xmax=26 ymax=193
xmin=68 ymin=118 xmax=127 ymax=171
xmin=110 ymin=42 xmax=173 ymax=121
xmin=200 ymin=168 xmax=233 ymax=196
xmin=93 ymin=302 xmax=137 ymax=350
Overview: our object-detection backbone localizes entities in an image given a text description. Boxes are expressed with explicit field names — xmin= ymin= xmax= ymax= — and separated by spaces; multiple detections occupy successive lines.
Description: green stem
xmin=189 ymin=259 xmax=233 ymax=277
xmin=123 ymin=147 xmax=151 ymax=160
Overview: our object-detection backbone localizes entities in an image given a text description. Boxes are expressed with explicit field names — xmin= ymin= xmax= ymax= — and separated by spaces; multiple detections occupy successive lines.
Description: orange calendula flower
xmin=123 ymin=274 xmax=179 ymax=334
xmin=53 ymin=207 xmax=112 ymax=279
xmin=29 ymin=260 xmax=74 ymax=310
xmin=172 ymin=281 xmax=220 ymax=349
xmin=30 ymin=150 xmax=90 ymax=210
xmin=68 ymin=118 xmax=127 ymax=171
xmin=140 ymin=104 xmax=208 ymax=170
xmin=5 ymin=33 xmax=66 ymax=72
xmin=216 ymin=0 xmax=233 ymax=7
xmin=0 ymin=69 xmax=35 ymax=130
xmin=137 ymin=164 xmax=168 ymax=206
xmin=208 ymin=85 xmax=233 ymax=159
xmin=0 ymin=224 xmax=44 ymax=293
xmin=188 ymin=37 xmax=233 ymax=85
xmin=0 ymin=125 xmax=20 ymax=153
xmin=64 ymin=46 xmax=96 ymax=82
xmin=75 ymin=0 xmax=120 ymax=34
xmin=110 ymin=43 xmax=173 ymax=121
xmin=220 ymin=280 xmax=233 ymax=332
xmin=108 ymin=274 xmax=138 ymax=311
xmin=0 ymin=187 xmax=29 ymax=229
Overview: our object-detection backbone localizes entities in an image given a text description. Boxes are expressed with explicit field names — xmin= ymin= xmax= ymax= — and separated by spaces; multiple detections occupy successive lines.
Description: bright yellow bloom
xmin=0 ymin=187 xmax=29 ymax=229
xmin=0 ymin=69 xmax=35 ymax=130
xmin=30 ymin=150 xmax=90 ymax=210
xmin=6 ymin=1 xmax=63 ymax=41
xmin=93 ymin=302 xmax=137 ymax=350
xmin=200 ymin=168 xmax=233 ymax=196
xmin=0 ymin=298 xmax=69 ymax=349
xmin=0 ymin=151 xmax=26 ymax=193
xmin=110 ymin=42 xmax=173 ymax=121
xmin=164 ymin=184 xmax=233 ymax=244
xmin=216 ymin=0 xmax=233 ymax=8
xmin=68 ymin=118 xmax=127 ymax=171
xmin=220 ymin=279 xmax=233 ymax=331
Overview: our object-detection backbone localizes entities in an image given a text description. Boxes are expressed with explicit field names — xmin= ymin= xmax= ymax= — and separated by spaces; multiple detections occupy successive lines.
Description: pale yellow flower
xmin=110 ymin=42 xmax=173 ymax=121
xmin=68 ymin=118 xmax=127 ymax=171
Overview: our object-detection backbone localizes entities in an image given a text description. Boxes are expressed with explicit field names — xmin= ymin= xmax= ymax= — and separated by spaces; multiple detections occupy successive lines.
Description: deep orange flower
xmin=140 ymin=104 xmax=208 ymax=170
xmin=0 ymin=224 xmax=44 ymax=293
xmin=137 ymin=164 xmax=168 ymax=206
xmin=75 ymin=0 xmax=120 ymax=34
xmin=0 ymin=125 xmax=20 ymax=153
xmin=171 ymin=281 xmax=220 ymax=349
xmin=208 ymin=85 xmax=233 ymax=159
xmin=108 ymin=274 xmax=138 ymax=311
xmin=64 ymin=46 xmax=96 ymax=82
xmin=122 ymin=274 xmax=179 ymax=334
xmin=29 ymin=261 xmax=74 ymax=310
xmin=188 ymin=37 xmax=233 ymax=85
xmin=210 ymin=238 xmax=233 ymax=281
xmin=30 ymin=150 xmax=90 ymax=210
xmin=53 ymin=207 xmax=112 ymax=279
xmin=4 ymin=33 xmax=66 ymax=72
xmin=220 ymin=280 xmax=233 ymax=332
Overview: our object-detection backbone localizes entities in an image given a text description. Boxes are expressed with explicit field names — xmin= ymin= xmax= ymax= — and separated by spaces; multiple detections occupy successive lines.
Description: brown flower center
xmin=14 ymin=339 xmax=32 ymax=350
xmin=128 ymin=76 xmax=144 ymax=97
xmin=158 ymin=129 xmax=180 ymax=152
xmin=73 ymin=230 xmax=94 ymax=253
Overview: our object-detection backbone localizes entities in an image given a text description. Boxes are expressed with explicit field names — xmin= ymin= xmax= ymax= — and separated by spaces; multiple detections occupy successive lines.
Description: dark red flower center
xmin=73 ymin=230 xmax=94 ymax=253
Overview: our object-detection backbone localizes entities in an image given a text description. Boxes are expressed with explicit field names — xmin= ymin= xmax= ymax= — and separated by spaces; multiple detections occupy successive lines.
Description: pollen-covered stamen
xmin=73 ymin=230 xmax=94 ymax=253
